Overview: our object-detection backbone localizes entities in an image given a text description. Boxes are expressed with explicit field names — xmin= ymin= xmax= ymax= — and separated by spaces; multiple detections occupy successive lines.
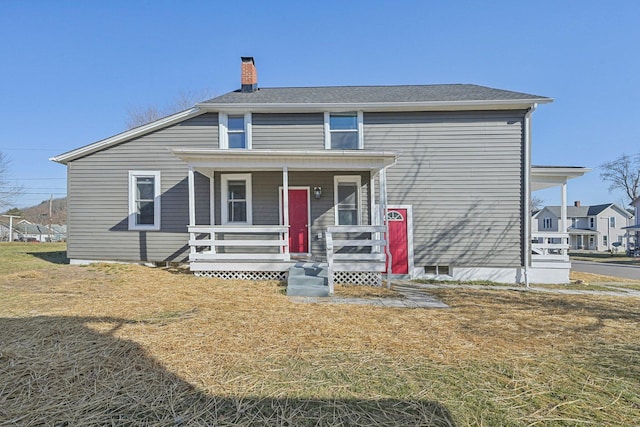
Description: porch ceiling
xmin=531 ymin=166 xmax=591 ymax=191
xmin=171 ymin=148 xmax=398 ymax=172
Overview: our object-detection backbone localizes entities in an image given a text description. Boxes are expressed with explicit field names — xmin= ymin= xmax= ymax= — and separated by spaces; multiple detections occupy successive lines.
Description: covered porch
xmin=529 ymin=166 xmax=590 ymax=283
xmin=172 ymin=149 xmax=397 ymax=292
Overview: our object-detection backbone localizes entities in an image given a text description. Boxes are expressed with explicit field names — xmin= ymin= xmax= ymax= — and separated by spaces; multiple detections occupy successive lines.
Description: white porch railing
xmin=188 ymin=225 xmax=290 ymax=262
xmin=531 ymin=232 xmax=570 ymax=262
xmin=325 ymin=225 xmax=388 ymax=294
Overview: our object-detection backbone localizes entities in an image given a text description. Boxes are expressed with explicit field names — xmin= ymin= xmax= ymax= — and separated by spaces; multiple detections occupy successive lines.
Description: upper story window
xmin=324 ymin=112 xmax=363 ymax=149
xmin=219 ymin=113 xmax=252 ymax=149
xmin=589 ymin=217 xmax=595 ymax=228
xmin=610 ymin=216 xmax=616 ymax=227
xmin=334 ymin=176 xmax=361 ymax=225
xmin=542 ymin=217 xmax=552 ymax=229
xmin=128 ymin=171 xmax=161 ymax=231
xmin=221 ymin=174 xmax=252 ymax=224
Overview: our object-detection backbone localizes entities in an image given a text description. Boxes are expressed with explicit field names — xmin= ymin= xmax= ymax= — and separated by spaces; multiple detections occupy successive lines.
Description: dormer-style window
xmin=219 ymin=113 xmax=252 ymax=149
xmin=543 ymin=217 xmax=552 ymax=229
xmin=324 ymin=112 xmax=363 ymax=149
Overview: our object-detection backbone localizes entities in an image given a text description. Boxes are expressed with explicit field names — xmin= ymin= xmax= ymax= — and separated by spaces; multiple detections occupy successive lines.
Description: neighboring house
xmin=0 ymin=221 xmax=13 ymax=242
xmin=623 ymin=197 xmax=640 ymax=255
xmin=52 ymin=57 xmax=588 ymax=285
xmin=51 ymin=224 xmax=67 ymax=242
xmin=533 ymin=201 xmax=634 ymax=251
xmin=14 ymin=221 xmax=52 ymax=242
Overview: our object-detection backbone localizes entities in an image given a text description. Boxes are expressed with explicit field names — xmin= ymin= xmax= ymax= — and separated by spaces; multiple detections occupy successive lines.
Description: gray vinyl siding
xmin=252 ymin=113 xmax=324 ymax=150
xmin=211 ymin=171 xmax=369 ymax=258
xmin=364 ymin=110 xmax=525 ymax=268
xmin=66 ymin=113 xmax=218 ymax=262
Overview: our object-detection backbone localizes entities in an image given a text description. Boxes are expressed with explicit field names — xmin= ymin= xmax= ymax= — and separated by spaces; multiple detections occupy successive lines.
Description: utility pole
xmin=2 ymin=214 xmax=20 ymax=242
xmin=49 ymin=194 xmax=53 ymax=242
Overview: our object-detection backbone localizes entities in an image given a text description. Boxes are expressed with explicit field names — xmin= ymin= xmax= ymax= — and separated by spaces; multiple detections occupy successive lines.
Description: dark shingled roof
xmin=202 ymin=84 xmax=549 ymax=105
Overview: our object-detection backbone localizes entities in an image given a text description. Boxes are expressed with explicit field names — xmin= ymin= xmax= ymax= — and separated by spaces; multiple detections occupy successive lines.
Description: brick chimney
xmin=574 ymin=201 xmax=581 ymax=207
xmin=241 ymin=57 xmax=257 ymax=93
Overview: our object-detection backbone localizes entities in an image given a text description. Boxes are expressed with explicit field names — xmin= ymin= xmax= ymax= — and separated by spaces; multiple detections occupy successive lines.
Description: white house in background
xmin=533 ymin=201 xmax=634 ymax=252
xmin=623 ymin=197 xmax=640 ymax=255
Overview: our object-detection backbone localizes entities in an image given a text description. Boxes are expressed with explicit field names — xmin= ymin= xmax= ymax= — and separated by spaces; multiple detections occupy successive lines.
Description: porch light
xmin=314 ymin=186 xmax=322 ymax=199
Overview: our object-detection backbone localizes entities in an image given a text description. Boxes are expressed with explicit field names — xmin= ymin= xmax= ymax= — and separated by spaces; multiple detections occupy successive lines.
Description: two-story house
xmin=623 ymin=197 xmax=640 ymax=255
xmin=533 ymin=201 xmax=634 ymax=251
xmin=52 ymin=57 xmax=587 ymax=288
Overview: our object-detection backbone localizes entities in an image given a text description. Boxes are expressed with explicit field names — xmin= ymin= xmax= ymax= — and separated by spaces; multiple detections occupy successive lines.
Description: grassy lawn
xmin=1 ymin=243 xmax=639 ymax=425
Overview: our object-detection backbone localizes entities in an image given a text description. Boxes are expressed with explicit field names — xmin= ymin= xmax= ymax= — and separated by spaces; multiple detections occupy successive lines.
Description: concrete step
xmin=287 ymin=264 xmax=329 ymax=297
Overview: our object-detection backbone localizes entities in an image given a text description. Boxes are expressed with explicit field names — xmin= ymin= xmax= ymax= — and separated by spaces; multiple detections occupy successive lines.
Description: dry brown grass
xmin=1 ymin=248 xmax=639 ymax=425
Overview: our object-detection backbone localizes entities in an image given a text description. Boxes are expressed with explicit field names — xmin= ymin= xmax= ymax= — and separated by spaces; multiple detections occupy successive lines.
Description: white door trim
xmin=387 ymin=205 xmax=415 ymax=278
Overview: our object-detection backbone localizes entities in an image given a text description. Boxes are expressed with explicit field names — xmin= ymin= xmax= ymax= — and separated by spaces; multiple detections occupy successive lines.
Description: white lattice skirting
xmin=194 ymin=271 xmax=287 ymax=281
xmin=334 ymin=271 xmax=382 ymax=287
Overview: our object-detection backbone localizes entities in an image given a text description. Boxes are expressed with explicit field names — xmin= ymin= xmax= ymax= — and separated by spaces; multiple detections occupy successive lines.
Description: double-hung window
xmin=221 ymin=174 xmax=252 ymax=224
xmin=334 ymin=176 xmax=361 ymax=225
xmin=324 ymin=112 xmax=363 ymax=149
xmin=219 ymin=113 xmax=252 ymax=149
xmin=543 ymin=217 xmax=552 ymax=229
xmin=128 ymin=171 xmax=161 ymax=231
xmin=610 ymin=216 xmax=616 ymax=227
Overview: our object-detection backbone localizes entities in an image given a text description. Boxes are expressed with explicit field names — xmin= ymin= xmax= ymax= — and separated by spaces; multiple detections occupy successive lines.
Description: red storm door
xmin=282 ymin=189 xmax=309 ymax=254
xmin=387 ymin=208 xmax=409 ymax=274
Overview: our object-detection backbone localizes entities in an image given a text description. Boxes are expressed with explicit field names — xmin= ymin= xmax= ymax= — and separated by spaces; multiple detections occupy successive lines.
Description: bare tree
xmin=125 ymin=89 xmax=215 ymax=129
xmin=0 ymin=151 xmax=21 ymax=210
xmin=600 ymin=153 xmax=640 ymax=205
xmin=531 ymin=195 xmax=544 ymax=212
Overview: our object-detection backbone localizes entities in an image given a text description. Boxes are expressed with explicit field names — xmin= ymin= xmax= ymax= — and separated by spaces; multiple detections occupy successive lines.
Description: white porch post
xmin=188 ymin=167 xmax=196 ymax=256
xmin=370 ymin=174 xmax=376 ymax=226
xmin=209 ymin=169 xmax=216 ymax=254
xmin=560 ymin=181 xmax=567 ymax=232
xmin=379 ymin=167 xmax=391 ymax=288
xmin=209 ymin=169 xmax=215 ymax=225
xmin=561 ymin=180 xmax=567 ymax=253
xmin=188 ymin=167 xmax=196 ymax=226
xmin=282 ymin=166 xmax=290 ymax=261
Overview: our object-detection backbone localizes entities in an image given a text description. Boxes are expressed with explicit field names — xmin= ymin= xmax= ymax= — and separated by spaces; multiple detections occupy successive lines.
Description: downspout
xmin=523 ymin=103 xmax=537 ymax=287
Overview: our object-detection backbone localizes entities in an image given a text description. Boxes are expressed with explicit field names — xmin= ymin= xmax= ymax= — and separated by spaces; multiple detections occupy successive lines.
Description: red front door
xmin=387 ymin=208 xmax=409 ymax=274
xmin=282 ymin=189 xmax=309 ymax=254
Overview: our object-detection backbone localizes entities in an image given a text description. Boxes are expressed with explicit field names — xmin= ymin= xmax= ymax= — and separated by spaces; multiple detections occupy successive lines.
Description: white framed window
xmin=589 ymin=217 xmax=595 ymax=228
xmin=324 ymin=111 xmax=363 ymax=149
xmin=571 ymin=217 xmax=577 ymax=228
xmin=128 ymin=171 xmax=161 ymax=231
xmin=543 ymin=217 xmax=552 ymax=229
xmin=334 ymin=175 xmax=362 ymax=225
xmin=219 ymin=112 xmax=252 ymax=149
xmin=603 ymin=235 xmax=608 ymax=246
xmin=221 ymin=174 xmax=252 ymax=224
xmin=610 ymin=216 xmax=616 ymax=227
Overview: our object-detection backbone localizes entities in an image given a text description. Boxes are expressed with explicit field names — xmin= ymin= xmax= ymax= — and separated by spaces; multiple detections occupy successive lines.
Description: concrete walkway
xmin=288 ymin=283 xmax=450 ymax=308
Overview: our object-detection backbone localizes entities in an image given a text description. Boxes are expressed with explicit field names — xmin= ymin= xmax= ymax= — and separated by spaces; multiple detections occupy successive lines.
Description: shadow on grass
xmin=27 ymin=250 xmax=69 ymax=265
xmin=0 ymin=316 xmax=455 ymax=426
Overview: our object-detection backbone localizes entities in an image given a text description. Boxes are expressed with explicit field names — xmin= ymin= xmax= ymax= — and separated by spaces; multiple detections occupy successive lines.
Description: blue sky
xmin=1 ymin=0 xmax=639 ymax=209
